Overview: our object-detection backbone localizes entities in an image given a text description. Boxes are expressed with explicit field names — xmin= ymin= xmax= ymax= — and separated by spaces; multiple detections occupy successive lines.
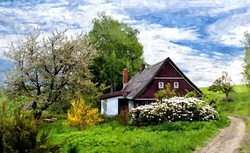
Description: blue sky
xmin=0 ymin=0 xmax=250 ymax=87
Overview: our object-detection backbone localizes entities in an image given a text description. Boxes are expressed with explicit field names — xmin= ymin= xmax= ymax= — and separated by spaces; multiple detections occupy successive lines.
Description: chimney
xmin=140 ymin=63 xmax=145 ymax=72
xmin=123 ymin=68 xmax=128 ymax=89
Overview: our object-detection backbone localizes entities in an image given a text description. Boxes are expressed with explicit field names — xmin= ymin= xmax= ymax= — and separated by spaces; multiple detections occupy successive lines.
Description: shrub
xmin=154 ymin=83 xmax=176 ymax=102
xmin=117 ymin=109 xmax=129 ymax=126
xmin=202 ymin=94 xmax=220 ymax=109
xmin=0 ymin=107 xmax=59 ymax=153
xmin=66 ymin=97 xmax=103 ymax=130
xmin=67 ymin=143 xmax=80 ymax=153
xmin=129 ymin=97 xmax=218 ymax=126
xmin=221 ymin=97 xmax=234 ymax=102
xmin=184 ymin=90 xmax=199 ymax=98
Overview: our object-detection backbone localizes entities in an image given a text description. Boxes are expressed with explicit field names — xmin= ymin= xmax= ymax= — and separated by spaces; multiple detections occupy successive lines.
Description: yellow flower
xmin=66 ymin=97 xmax=103 ymax=130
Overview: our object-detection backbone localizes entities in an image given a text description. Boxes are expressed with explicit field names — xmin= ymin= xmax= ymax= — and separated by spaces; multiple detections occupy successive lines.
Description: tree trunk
xmin=225 ymin=92 xmax=229 ymax=102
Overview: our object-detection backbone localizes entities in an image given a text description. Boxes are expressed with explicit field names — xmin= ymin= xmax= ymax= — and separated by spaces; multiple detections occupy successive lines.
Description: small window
xmin=158 ymin=82 xmax=164 ymax=89
xmin=101 ymin=100 xmax=107 ymax=115
xmin=174 ymin=82 xmax=179 ymax=89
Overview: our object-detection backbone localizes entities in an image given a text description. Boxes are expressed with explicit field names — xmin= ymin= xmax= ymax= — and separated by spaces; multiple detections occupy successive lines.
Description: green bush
xmin=184 ymin=89 xmax=199 ymax=98
xmin=202 ymin=94 xmax=220 ymax=109
xmin=1 ymin=108 xmax=38 ymax=153
xmin=0 ymin=107 xmax=60 ymax=153
xmin=67 ymin=143 xmax=80 ymax=153
xmin=117 ymin=109 xmax=129 ymax=126
xmin=154 ymin=83 xmax=177 ymax=102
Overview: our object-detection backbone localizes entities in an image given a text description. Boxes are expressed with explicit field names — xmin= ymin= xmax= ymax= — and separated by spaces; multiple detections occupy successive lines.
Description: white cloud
xmin=137 ymin=24 xmax=198 ymax=41
xmin=135 ymin=23 xmax=198 ymax=65
xmin=0 ymin=0 xmax=248 ymax=87
xmin=208 ymin=9 xmax=250 ymax=47
xmin=133 ymin=20 xmax=246 ymax=86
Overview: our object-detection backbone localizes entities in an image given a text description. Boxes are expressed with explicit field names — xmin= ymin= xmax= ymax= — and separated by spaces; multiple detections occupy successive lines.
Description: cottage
xmin=99 ymin=57 xmax=202 ymax=116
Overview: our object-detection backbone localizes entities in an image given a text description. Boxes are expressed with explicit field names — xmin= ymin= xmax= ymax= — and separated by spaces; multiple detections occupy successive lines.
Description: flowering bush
xmin=65 ymin=97 xmax=103 ymax=130
xmin=129 ymin=97 xmax=218 ymax=126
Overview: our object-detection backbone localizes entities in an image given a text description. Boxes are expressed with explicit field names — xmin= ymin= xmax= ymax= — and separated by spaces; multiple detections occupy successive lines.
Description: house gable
xmin=157 ymin=62 xmax=180 ymax=77
xmin=135 ymin=58 xmax=202 ymax=99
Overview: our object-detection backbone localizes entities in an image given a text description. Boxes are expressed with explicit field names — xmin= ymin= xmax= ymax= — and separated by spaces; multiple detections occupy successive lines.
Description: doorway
xmin=118 ymin=99 xmax=128 ymax=114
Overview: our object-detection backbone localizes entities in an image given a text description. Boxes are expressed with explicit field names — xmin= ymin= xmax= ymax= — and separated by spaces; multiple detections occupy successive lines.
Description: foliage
xmin=48 ymin=116 xmax=228 ymax=153
xmin=208 ymin=71 xmax=235 ymax=101
xmin=202 ymin=94 xmax=220 ymax=109
xmin=66 ymin=97 xmax=103 ymax=130
xmin=67 ymin=143 xmax=80 ymax=153
xmin=0 ymin=87 xmax=4 ymax=99
xmin=243 ymin=32 xmax=250 ymax=88
xmin=0 ymin=96 xmax=32 ymax=117
xmin=129 ymin=97 xmax=218 ymax=126
xmin=0 ymin=106 xmax=59 ymax=153
xmin=88 ymin=11 xmax=145 ymax=92
xmin=117 ymin=109 xmax=129 ymax=126
xmin=3 ymin=30 xmax=97 ymax=114
xmin=154 ymin=83 xmax=177 ymax=102
xmin=184 ymin=89 xmax=199 ymax=98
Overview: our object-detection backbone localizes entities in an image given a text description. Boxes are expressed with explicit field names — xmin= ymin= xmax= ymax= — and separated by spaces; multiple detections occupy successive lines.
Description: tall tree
xmin=3 ymin=30 xmax=97 ymax=115
xmin=88 ymin=12 xmax=144 ymax=92
xmin=243 ymin=32 xmax=250 ymax=88
xmin=208 ymin=71 xmax=234 ymax=101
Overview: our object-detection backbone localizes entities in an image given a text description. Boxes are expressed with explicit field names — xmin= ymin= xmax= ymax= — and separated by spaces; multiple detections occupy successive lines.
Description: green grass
xmin=44 ymin=117 xmax=228 ymax=153
xmin=201 ymin=84 xmax=250 ymax=116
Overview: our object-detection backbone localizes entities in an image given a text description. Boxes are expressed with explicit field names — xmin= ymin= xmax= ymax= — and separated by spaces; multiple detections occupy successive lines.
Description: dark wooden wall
xmin=138 ymin=62 xmax=196 ymax=99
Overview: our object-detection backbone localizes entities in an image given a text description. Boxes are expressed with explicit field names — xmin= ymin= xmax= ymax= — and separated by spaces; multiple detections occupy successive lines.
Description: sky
xmin=0 ymin=0 xmax=250 ymax=87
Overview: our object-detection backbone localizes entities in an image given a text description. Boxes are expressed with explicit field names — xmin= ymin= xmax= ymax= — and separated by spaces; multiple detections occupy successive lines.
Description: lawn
xmin=44 ymin=117 xmax=228 ymax=153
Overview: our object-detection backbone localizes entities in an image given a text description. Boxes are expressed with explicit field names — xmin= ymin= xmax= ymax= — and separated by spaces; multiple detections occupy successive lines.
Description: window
xmin=174 ymin=82 xmax=179 ymax=89
xmin=101 ymin=99 xmax=107 ymax=115
xmin=158 ymin=82 xmax=164 ymax=89
xmin=135 ymin=100 xmax=152 ymax=107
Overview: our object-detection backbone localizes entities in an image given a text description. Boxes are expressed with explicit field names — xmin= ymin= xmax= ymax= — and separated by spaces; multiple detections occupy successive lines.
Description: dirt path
xmin=195 ymin=116 xmax=246 ymax=153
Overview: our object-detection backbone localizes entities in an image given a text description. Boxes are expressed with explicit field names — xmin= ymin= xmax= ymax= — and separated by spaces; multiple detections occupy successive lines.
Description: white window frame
xmin=101 ymin=99 xmax=107 ymax=115
xmin=174 ymin=82 xmax=179 ymax=89
xmin=158 ymin=82 xmax=164 ymax=89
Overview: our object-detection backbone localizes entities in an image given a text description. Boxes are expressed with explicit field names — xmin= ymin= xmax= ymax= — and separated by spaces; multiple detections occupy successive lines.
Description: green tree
xmin=88 ymin=12 xmax=145 ymax=92
xmin=3 ymin=30 xmax=97 ymax=116
xmin=208 ymin=71 xmax=234 ymax=101
xmin=243 ymin=32 xmax=250 ymax=88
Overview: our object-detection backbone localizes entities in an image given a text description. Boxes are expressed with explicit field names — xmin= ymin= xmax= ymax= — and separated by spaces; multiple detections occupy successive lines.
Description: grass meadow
xmin=46 ymin=117 xmax=228 ymax=153
xmin=1 ymin=84 xmax=250 ymax=152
